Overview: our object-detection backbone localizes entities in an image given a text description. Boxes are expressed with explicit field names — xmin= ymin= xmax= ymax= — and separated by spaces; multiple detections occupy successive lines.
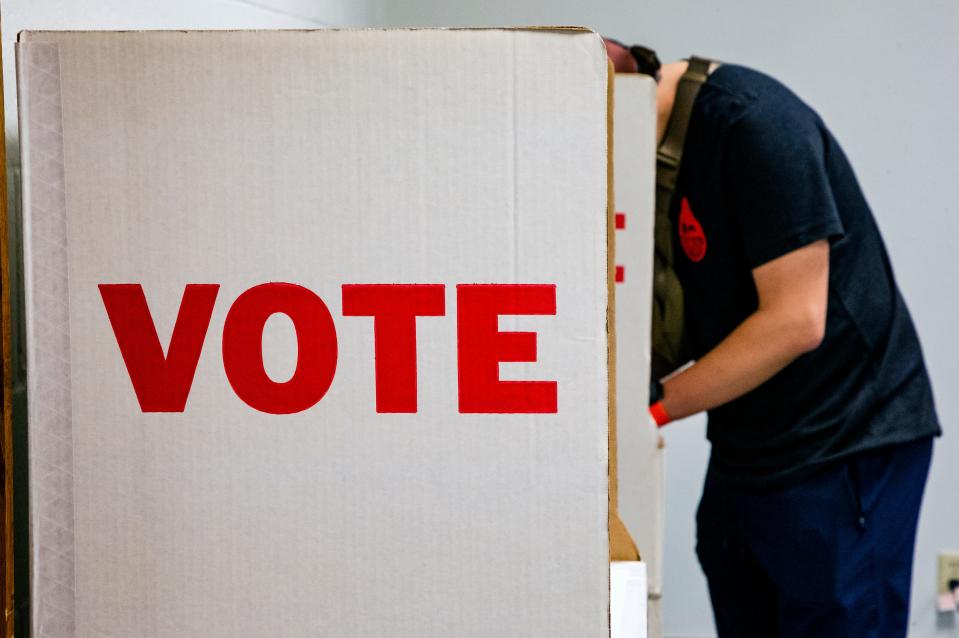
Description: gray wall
xmin=365 ymin=2 xmax=958 ymax=637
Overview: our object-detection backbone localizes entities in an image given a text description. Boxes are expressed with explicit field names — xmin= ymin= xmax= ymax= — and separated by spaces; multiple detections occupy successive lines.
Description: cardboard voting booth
xmin=11 ymin=28 xmax=626 ymax=637
xmin=5 ymin=28 xmax=665 ymax=637
xmin=613 ymin=73 xmax=665 ymax=638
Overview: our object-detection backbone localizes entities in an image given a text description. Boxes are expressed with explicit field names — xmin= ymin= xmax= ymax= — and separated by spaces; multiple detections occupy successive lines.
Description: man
xmin=606 ymin=39 xmax=941 ymax=637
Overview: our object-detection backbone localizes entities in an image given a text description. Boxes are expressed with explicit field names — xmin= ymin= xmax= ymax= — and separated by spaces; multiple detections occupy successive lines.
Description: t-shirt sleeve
xmin=723 ymin=100 xmax=845 ymax=269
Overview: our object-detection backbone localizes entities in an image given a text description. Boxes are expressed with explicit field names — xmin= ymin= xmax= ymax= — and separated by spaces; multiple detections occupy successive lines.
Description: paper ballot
xmin=611 ymin=561 xmax=648 ymax=638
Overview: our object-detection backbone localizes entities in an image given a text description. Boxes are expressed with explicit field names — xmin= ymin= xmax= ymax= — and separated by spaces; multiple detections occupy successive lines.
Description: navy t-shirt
xmin=674 ymin=64 xmax=941 ymax=486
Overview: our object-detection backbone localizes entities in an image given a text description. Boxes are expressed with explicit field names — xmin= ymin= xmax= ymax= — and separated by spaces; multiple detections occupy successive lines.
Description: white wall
xmin=2 ymin=0 xmax=375 ymax=139
xmin=365 ymin=2 xmax=959 ymax=637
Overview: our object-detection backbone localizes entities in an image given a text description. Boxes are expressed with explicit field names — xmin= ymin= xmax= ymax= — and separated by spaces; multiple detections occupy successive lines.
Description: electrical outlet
xmin=939 ymin=551 xmax=959 ymax=594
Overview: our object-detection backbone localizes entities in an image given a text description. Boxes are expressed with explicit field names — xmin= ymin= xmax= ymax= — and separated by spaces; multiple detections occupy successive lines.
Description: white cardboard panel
xmin=17 ymin=29 xmax=611 ymax=638
xmin=613 ymin=73 xmax=664 ymax=609
xmin=647 ymin=597 xmax=663 ymax=638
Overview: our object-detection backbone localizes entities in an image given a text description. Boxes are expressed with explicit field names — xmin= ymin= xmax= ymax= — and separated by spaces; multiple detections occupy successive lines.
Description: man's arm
xmin=659 ymin=239 xmax=830 ymax=421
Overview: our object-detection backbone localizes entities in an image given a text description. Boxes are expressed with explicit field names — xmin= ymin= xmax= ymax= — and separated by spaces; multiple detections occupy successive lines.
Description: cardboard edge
xmin=1 ymin=14 xmax=13 ymax=638
xmin=17 ymin=26 xmax=598 ymax=39
xmin=17 ymin=37 xmax=82 ymax=636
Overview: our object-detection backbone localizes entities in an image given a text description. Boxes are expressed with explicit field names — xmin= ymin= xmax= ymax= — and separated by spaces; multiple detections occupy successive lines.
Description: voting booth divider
xmin=0 ymin=28 xmax=661 ymax=637
xmin=613 ymin=73 xmax=664 ymax=638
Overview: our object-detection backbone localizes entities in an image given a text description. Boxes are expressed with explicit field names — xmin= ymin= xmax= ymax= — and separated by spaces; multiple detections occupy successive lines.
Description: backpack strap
xmin=657 ymin=56 xmax=713 ymax=194
xmin=650 ymin=57 xmax=715 ymax=390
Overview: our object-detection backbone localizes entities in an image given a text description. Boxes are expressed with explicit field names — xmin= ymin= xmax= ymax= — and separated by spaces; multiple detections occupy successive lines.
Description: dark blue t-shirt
xmin=675 ymin=64 xmax=941 ymax=486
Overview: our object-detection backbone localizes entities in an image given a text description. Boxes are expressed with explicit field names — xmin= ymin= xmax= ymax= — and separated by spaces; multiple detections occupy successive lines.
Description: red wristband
xmin=649 ymin=401 xmax=671 ymax=427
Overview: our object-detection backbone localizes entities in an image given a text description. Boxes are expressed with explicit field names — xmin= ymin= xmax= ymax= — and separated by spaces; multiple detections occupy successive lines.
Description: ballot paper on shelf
xmin=15 ymin=29 xmax=611 ymax=637
xmin=610 ymin=561 xmax=648 ymax=638
xmin=613 ymin=72 xmax=664 ymax=635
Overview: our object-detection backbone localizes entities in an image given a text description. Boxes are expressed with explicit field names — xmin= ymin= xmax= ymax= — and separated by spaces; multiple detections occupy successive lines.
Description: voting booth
xmin=613 ymin=73 xmax=665 ymax=638
xmin=3 ymin=28 xmax=661 ymax=637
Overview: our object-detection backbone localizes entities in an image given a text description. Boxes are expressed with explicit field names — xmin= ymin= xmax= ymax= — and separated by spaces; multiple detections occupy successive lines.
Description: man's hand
xmin=658 ymin=239 xmax=830 ymax=422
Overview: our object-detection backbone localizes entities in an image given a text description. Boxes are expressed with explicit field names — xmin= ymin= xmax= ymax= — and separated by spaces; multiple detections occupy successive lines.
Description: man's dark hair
xmin=628 ymin=45 xmax=662 ymax=78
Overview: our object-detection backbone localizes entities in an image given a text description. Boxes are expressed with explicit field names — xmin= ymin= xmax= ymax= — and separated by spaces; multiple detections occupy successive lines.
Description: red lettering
xmin=104 ymin=281 xmax=561 ymax=415
xmin=99 ymin=283 xmax=219 ymax=412
xmin=456 ymin=284 xmax=557 ymax=413
xmin=222 ymin=283 xmax=337 ymax=415
xmin=341 ymin=284 xmax=445 ymax=413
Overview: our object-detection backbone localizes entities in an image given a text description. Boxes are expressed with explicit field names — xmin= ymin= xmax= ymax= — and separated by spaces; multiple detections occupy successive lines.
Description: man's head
xmin=603 ymin=38 xmax=662 ymax=81
xmin=602 ymin=39 xmax=692 ymax=146
xmin=604 ymin=38 xmax=638 ymax=74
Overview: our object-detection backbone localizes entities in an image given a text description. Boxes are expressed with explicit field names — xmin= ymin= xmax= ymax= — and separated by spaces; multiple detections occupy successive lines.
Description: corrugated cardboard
xmin=16 ymin=29 xmax=613 ymax=637
xmin=613 ymin=73 xmax=664 ymax=636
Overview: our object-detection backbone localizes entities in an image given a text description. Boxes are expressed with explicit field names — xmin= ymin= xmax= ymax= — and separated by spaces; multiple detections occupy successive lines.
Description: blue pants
xmin=696 ymin=437 xmax=933 ymax=638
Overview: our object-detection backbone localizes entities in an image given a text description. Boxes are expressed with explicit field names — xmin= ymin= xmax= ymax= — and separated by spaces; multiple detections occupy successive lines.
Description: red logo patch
xmin=679 ymin=198 xmax=707 ymax=262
